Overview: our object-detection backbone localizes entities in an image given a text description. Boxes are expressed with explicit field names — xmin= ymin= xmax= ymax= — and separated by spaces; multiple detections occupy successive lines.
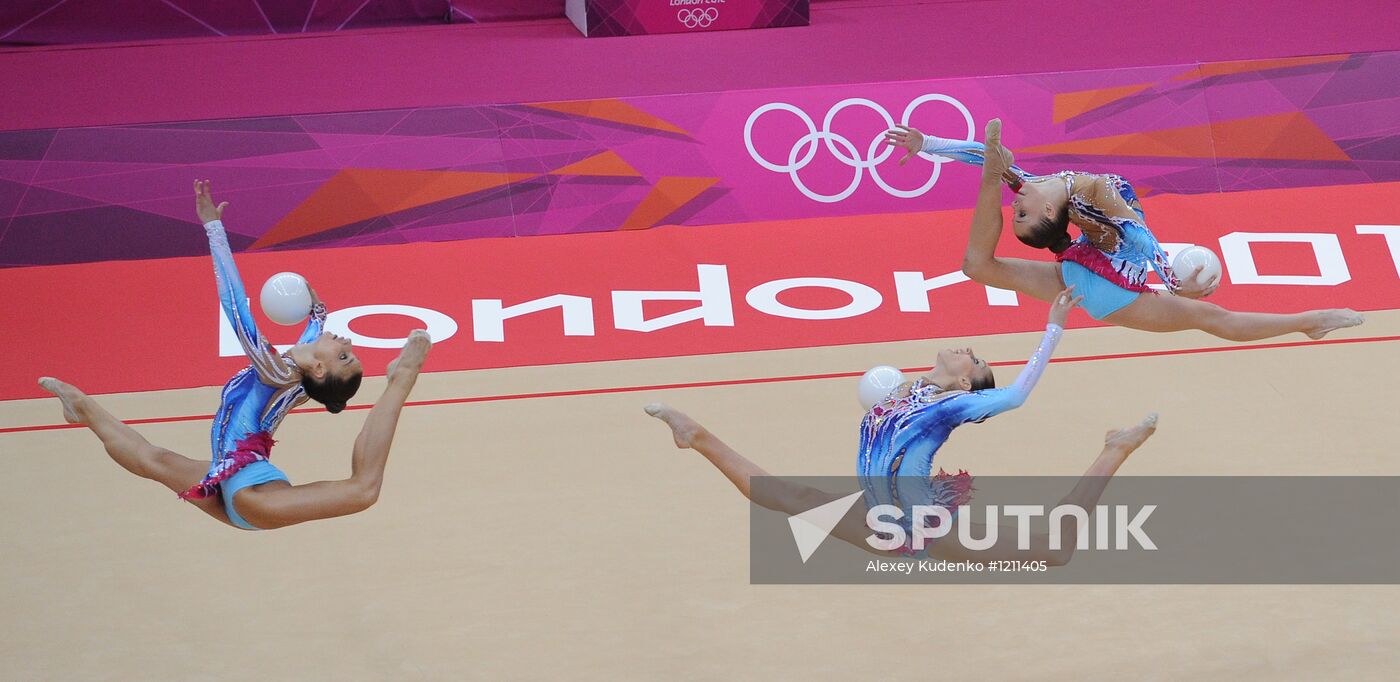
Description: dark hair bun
xmin=1052 ymin=233 xmax=1073 ymax=252
xmin=301 ymin=371 xmax=362 ymax=414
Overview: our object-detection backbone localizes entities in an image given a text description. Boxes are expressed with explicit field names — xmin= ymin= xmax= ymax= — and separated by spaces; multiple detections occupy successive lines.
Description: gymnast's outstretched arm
xmin=892 ymin=292 xmax=1076 ymax=482
xmin=960 ymin=287 xmax=1074 ymax=416
xmin=884 ymin=124 xmax=1032 ymax=186
xmin=196 ymin=179 xmax=300 ymax=386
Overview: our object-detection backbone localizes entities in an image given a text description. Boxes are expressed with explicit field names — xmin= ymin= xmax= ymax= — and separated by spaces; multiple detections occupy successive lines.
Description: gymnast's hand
xmin=1047 ymin=285 xmax=1083 ymax=327
xmin=883 ymin=124 xmax=926 ymax=165
xmin=1171 ymin=266 xmax=1221 ymax=299
xmin=194 ymin=179 xmax=227 ymax=224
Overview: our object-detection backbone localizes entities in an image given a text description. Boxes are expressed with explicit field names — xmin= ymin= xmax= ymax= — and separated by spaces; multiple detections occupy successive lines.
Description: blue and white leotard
xmin=921 ymin=135 xmax=1181 ymax=318
xmin=856 ymin=323 xmax=1062 ymax=554
xmin=180 ymin=219 xmax=324 ymax=530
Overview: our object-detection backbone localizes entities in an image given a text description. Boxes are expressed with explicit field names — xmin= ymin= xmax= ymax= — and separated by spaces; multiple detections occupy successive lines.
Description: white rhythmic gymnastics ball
xmin=260 ymin=272 xmax=313 ymax=326
xmin=858 ymin=365 xmax=906 ymax=411
xmin=1171 ymin=245 xmax=1222 ymax=292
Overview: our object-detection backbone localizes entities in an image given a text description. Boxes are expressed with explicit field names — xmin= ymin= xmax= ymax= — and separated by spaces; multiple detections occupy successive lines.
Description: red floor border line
xmin=5 ymin=333 xmax=1397 ymax=436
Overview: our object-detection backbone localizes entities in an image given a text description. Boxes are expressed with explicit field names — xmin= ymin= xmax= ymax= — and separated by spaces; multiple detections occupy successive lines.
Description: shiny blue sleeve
xmin=206 ymin=220 xmax=296 ymax=384
xmin=951 ymin=323 xmax=1063 ymax=424
xmin=206 ymin=220 xmax=256 ymax=343
xmin=890 ymin=325 xmax=1063 ymax=481
xmin=919 ymin=135 xmax=1035 ymax=180
xmin=295 ymin=302 xmax=328 ymax=345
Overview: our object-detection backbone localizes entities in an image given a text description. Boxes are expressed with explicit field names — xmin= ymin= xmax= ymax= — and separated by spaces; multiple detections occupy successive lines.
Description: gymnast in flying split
xmin=37 ymin=180 xmax=432 ymax=530
xmin=884 ymin=119 xmax=1364 ymax=340
xmin=646 ymin=288 xmax=1160 ymax=563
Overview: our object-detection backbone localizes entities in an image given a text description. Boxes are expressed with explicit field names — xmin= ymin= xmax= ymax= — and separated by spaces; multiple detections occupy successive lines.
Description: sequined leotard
xmin=179 ymin=219 xmax=324 ymax=507
xmin=856 ymin=324 xmax=1063 ymax=552
xmin=920 ymin=134 xmax=1180 ymax=292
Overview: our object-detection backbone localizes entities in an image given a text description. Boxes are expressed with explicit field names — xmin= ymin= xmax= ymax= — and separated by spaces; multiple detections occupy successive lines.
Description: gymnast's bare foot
xmin=645 ymin=403 xmax=703 ymax=449
xmin=1305 ymin=309 xmax=1364 ymax=340
xmin=38 ymin=377 xmax=86 ymax=425
xmin=1104 ymin=413 xmax=1158 ymax=455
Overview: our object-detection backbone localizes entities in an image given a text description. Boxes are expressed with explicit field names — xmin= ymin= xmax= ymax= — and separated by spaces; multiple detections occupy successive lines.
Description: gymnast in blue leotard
xmin=38 ymin=180 xmax=434 ymax=531
xmin=894 ymin=126 xmax=1182 ymax=305
xmin=854 ymin=316 xmax=1061 ymax=555
xmin=178 ymin=210 xmax=359 ymax=528
xmin=887 ymin=119 xmax=1362 ymax=341
xmin=888 ymin=123 xmax=1184 ymax=312
xmin=644 ymin=287 xmax=1164 ymax=564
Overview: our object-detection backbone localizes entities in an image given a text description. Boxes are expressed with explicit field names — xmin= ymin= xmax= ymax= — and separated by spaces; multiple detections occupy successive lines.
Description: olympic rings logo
xmin=678 ymin=8 xmax=718 ymax=28
xmin=743 ymin=95 xmax=976 ymax=203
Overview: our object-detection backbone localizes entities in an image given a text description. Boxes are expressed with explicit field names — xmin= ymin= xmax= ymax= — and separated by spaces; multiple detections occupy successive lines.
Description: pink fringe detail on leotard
xmin=931 ymin=468 xmax=974 ymax=505
xmin=1057 ymin=242 xmax=1154 ymax=293
xmin=897 ymin=469 xmax=976 ymax=557
xmin=178 ymin=431 xmax=276 ymax=500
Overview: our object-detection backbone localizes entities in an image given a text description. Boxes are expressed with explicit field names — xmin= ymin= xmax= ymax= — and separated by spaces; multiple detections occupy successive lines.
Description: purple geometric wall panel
xmin=0 ymin=1 xmax=568 ymax=45
xmin=1 ymin=50 xmax=1398 ymax=268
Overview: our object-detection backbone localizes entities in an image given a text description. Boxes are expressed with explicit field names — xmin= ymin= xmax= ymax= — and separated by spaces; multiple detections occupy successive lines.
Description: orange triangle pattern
xmin=620 ymin=177 xmax=719 ymax=230
xmin=1019 ymin=112 xmax=1349 ymax=162
xmin=1173 ymin=54 xmax=1349 ymax=81
xmin=254 ymin=168 xmax=534 ymax=248
xmin=527 ymin=99 xmax=688 ymax=136
xmin=1052 ymin=83 xmax=1152 ymax=123
xmin=548 ymin=150 xmax=641 ymax=177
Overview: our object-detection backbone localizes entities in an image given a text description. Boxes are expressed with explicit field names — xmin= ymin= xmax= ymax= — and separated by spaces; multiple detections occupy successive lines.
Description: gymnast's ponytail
xmin=302 ymin=370 xmax=362 ymax=414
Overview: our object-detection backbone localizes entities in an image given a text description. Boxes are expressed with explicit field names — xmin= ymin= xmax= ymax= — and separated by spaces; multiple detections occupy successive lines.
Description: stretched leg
xmin=932 ymin=413 xmax=1158 ymax=565
xmin=37 ymin=377 xmax=231 ymax=524
xmin=959 ymin=119 xmax=1065 ymax=304
xmin=646 ymin=403 xmax=899 ymax=556
xmin=1107 ymin=293 xmax=1363 ymax=341
xmin=964 ymin=256 xmax=1065 ymax=304
xmin=232 ymin=330 xmax=432 ymax=530
xmin=646 ymin=403 xmax=803 ymax=509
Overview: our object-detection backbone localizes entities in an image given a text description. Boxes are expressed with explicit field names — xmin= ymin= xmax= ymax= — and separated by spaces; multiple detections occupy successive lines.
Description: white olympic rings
xmin=678 ymin=8 xmax=718 ymax=28
xmin=743 ymin=95 xmax=976 ymax=203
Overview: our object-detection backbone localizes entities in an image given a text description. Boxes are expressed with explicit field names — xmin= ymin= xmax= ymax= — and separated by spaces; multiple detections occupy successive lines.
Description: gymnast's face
xmin=930 ymin=347 xmax=985 ymax=391
xmin=301 ymin=332 xmax=362 ymax=381
xmin=1010 ymin=180 xmax=1055 ymax=244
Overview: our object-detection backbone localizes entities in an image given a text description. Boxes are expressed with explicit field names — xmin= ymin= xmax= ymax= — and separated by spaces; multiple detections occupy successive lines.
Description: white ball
xmin=859 ymin=365 xmax=906 ymax=411
xmin=260 ymin=272 xmax=313 ymax=326
xmin=1171 ymin=245 xmax=1222 ymax=292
